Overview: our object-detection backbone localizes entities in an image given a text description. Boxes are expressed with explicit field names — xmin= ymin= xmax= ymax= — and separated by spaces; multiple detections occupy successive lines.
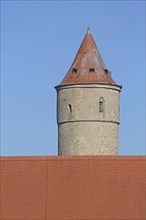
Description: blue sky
xmin=1 ymin=0 xmax=145 ymax=156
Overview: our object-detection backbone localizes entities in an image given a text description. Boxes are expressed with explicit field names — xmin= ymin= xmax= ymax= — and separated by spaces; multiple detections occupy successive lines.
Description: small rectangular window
xmin=104 ymin=69 xmax=109 ymax=74
xmin=89 ymin=68 xmax=95 ymax=73
xmin=72 ymin=68 xmax=78 ymax=74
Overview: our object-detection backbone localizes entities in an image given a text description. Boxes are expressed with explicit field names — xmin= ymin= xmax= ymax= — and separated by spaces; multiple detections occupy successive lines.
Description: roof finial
xmin=87 ymin=26 xmax=91 ymax=35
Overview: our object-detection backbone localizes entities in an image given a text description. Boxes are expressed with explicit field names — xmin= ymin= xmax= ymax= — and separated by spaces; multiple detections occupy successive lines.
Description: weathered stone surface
xmin=57 ymin=84 xmax=121 ymax=155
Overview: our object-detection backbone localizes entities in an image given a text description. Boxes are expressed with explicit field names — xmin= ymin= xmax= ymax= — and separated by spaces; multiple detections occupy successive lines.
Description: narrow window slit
xmin=68 ymin=104 xmax=72 ymax=113
xmin=99 ymin=97 xmax=104 ymax=112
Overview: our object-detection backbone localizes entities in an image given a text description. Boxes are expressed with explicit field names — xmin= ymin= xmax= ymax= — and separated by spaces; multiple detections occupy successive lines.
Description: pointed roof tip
xmin=86 ymin=26 xmax=91 ymax=35
xmin=57 ymin=28 xmax=120 ymax=87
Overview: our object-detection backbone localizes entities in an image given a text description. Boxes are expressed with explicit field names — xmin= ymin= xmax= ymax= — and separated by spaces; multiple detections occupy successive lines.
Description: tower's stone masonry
xmin=57 ymin=84 xmax=121 ymax=155
xmin=58 ymin=122 xmax=119 ymax=155
xmin=55 ymin=29 xmax=122 ymax=155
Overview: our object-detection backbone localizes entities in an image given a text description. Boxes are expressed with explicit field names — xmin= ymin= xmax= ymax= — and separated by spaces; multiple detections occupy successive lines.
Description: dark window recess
xmin=104 ymin=69 xmax=108 ymax=74
xmin=72 ymin=68 xmax=78 ymax=74
xmin=105 ymin=69 xmax=111 ymax=75
xmin=99 ymin=97 xmax=104 ymax=112
xmin=89 ymin=68 xmax=95 ymax=73
xmin=68 ymin=104 xmax=72 ymax=113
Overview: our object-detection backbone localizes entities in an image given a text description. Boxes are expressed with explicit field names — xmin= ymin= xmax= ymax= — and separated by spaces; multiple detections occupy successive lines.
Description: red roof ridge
xmin=0 ymin=155 xmax=146 ymax=161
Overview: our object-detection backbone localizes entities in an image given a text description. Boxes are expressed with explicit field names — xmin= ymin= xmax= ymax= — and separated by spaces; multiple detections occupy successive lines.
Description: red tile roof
xmin=1 ymin=156 xmax=145 ymax=219
xmin=58 ymin=29 xmax=120 ymax=87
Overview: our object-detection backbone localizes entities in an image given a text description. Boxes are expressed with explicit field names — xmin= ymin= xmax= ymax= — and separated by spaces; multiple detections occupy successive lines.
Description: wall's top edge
xmin=0 ymin=155 xmax=145 ymax=161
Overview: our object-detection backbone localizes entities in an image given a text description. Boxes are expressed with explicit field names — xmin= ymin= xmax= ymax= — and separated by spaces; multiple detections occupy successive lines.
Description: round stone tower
xmin=55 ymin=28 xmax=122 ymax=156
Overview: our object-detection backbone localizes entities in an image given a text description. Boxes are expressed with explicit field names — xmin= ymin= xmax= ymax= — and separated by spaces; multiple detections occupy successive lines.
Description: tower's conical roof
xmin=59 ymin=28 xmax=118 ymax=86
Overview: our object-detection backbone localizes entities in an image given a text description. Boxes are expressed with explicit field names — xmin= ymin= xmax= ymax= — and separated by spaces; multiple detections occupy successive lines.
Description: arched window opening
xmin=99 ymin=97 xmax=104 ymax=113
xmin=68 ymin=104 xmax=72 ymax=113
